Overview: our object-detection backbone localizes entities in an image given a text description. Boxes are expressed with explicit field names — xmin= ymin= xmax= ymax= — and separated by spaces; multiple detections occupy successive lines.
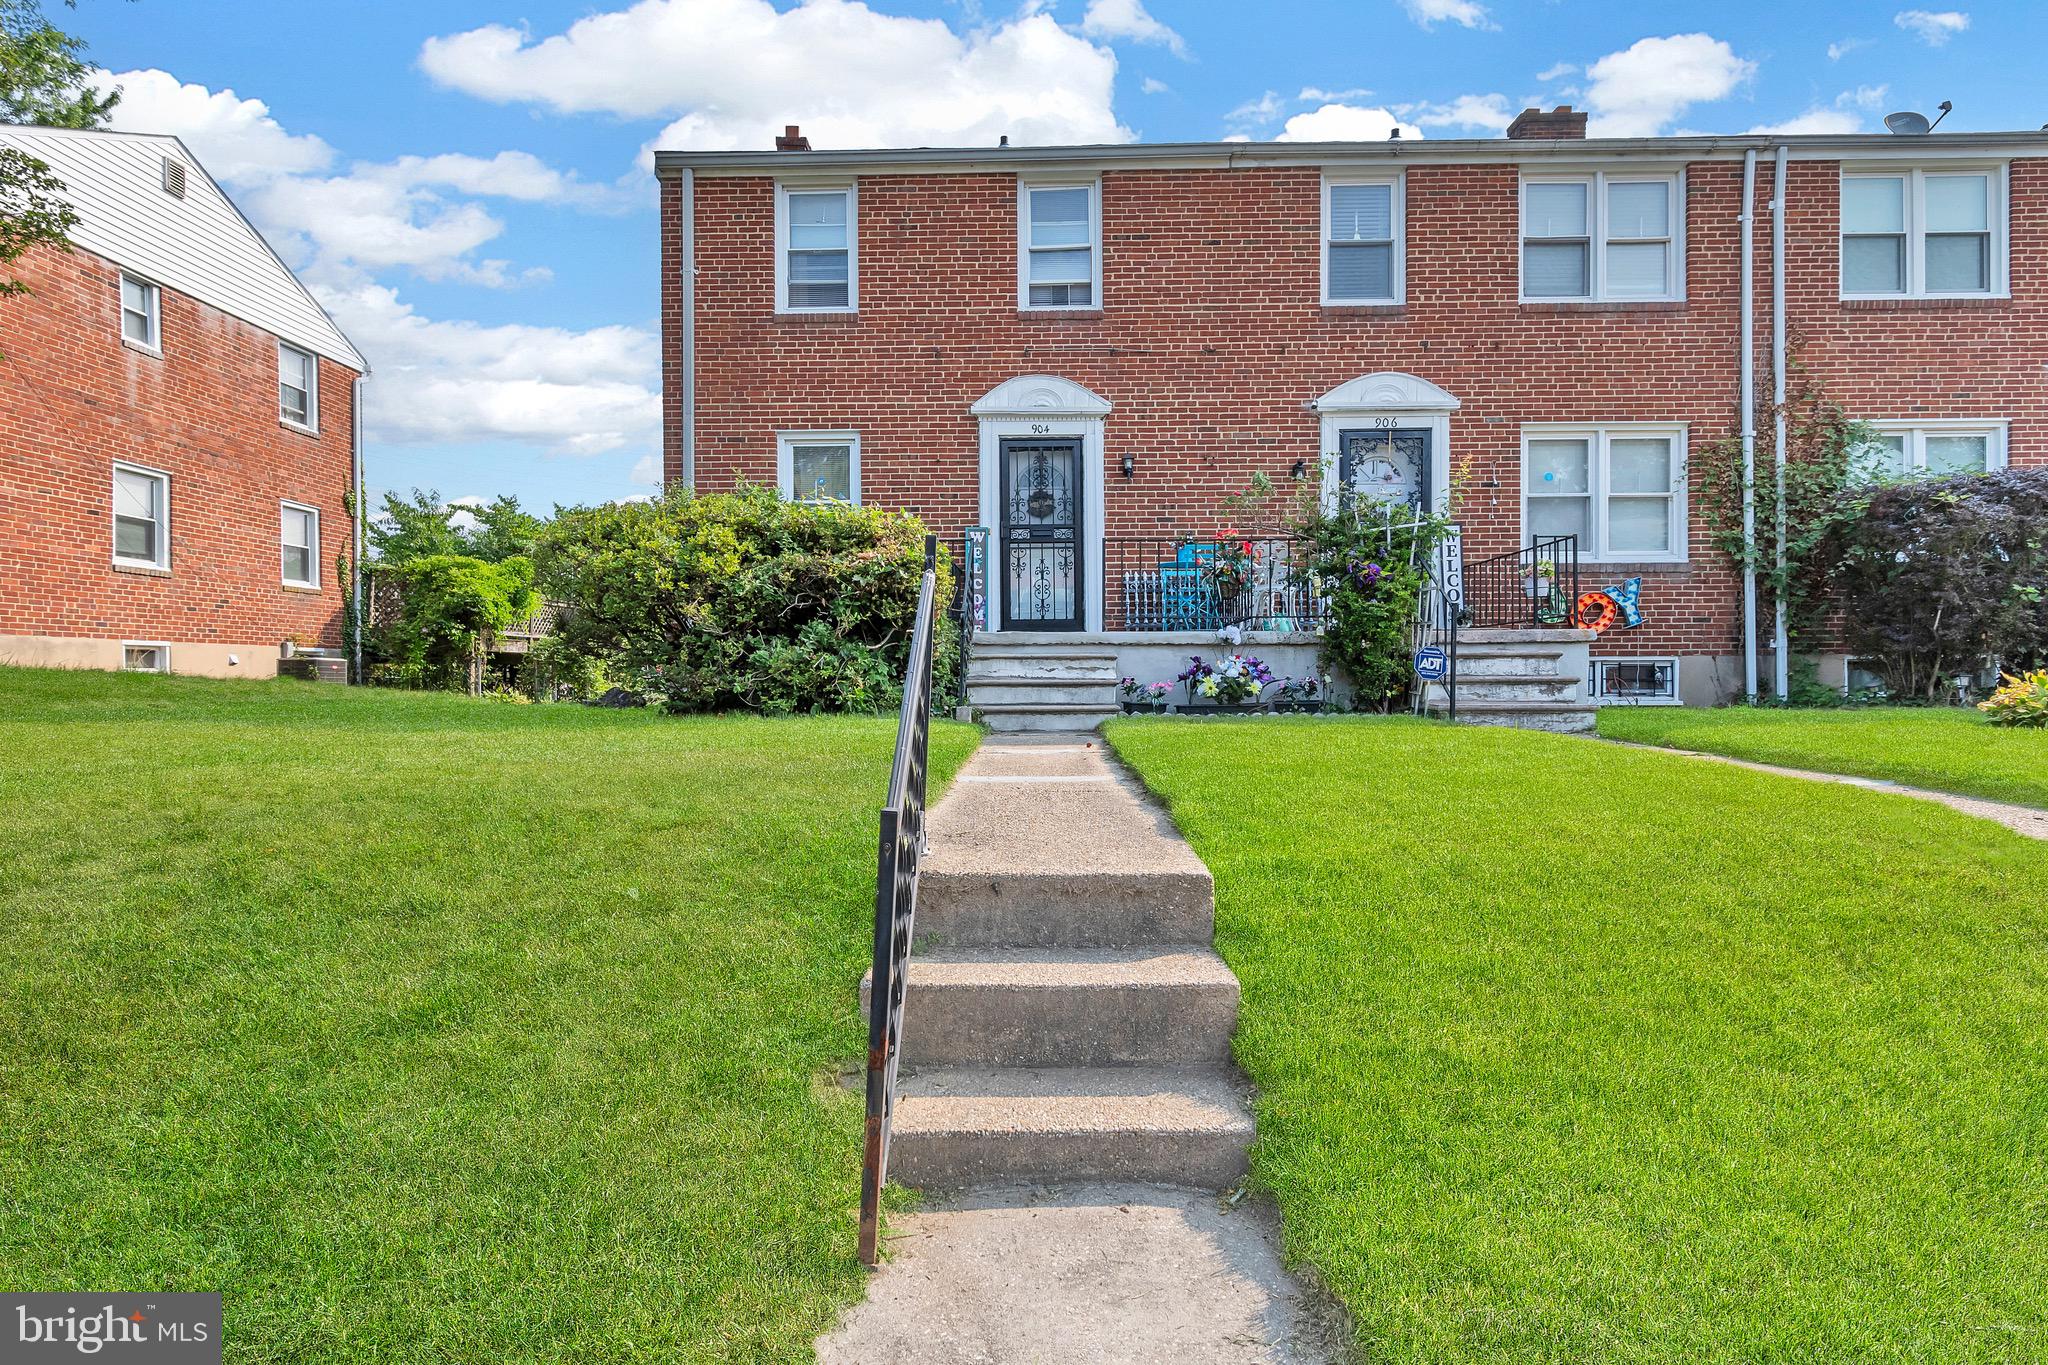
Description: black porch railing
xmin=1459 ymin=535 xmax=1582 ymax=630
xmin=858 ymin=535 xmax=939 ymax=1267
xmin=1105 ymin=534 xmax=1330 ymax=632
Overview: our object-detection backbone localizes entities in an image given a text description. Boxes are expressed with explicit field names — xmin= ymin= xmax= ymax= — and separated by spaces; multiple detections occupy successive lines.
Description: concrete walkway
xmin=1603 ymin=739 xmax=2048 ymax=840
xmin=822 ymin=733 xmax=1344 ymax=1363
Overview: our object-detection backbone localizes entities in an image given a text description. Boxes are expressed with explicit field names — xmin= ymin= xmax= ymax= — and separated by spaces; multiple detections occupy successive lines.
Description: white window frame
xmin=1839 ymin=164 xmax=2009 ymax=300
xmin=279 ymin=342 xmax=318 ymax=432
xmin=1589 ymin=656 xmax=1682 ymax=706
xmin=111 ymin=459 xmax=171 ymax=571
xmin=774 ymin=181 xmax=858 ymax=315
xmin=281 ymin=500 xmax=321 ymax=588
xmin=119 ymin=273 xmax=161 ymax=354
xmin=1017 ymin=177 xmax=1102 ymax=312
xmin=1521 ymin=423 xmax=1689 ymax=564
xmin=776 ymin=431 xmax=861 ymax=505
xmin=121 ymin=642 xmax=171 ymax=674
xmin=1519 ymin=170 xmax=1686 ymax=304
xmin=1320 ymin=173 xmax=1405 ymax=306
xmin=1850 ymin=418 xmax=2008 ymax=481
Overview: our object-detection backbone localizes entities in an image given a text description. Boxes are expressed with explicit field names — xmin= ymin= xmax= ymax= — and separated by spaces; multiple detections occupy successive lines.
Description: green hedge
xmin=535 ymin=487 xmax=955 ymax=714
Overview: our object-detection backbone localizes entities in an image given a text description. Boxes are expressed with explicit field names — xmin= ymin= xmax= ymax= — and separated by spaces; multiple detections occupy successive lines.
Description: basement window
xmin=122 ymin=643 xmax=171 ymax=673
xmin=1590 ymin=657 xmax=1679 ymax=705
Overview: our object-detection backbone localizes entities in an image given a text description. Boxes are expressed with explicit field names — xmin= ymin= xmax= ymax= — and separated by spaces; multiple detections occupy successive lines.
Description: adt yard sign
xmin=1413 ymin=646 xmax=1449 ymax=682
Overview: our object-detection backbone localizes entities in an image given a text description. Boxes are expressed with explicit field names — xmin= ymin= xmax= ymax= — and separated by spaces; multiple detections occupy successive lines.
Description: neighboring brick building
xmin=659 ymin=113 xmax=2043 ymax=707
xmin=0 ymin=124 xmax=366 ymax=679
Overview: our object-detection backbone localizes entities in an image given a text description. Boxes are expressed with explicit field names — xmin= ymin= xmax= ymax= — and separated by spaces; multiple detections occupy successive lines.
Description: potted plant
xmin=1206 ymin=535 xmax=1262 ymax=602
xmin=1178 ymin=653 xmax=1277 ymax=713
xmin=1271 ymin=674 xmax=1323 ymax=714
xmin=1118 ymin=677 xmax=1174 ymax=713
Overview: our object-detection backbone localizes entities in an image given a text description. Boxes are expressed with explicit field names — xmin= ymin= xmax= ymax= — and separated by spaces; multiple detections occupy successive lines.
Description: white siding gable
xmin=0 ymin=124 xmax=365 ymax=372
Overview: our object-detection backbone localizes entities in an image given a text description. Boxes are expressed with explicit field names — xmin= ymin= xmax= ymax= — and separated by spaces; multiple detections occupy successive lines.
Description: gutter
xmin=1770 ymin=144 xmax=1791 ymax=701
xmin=1739 ymin=149 xmax=1758 ymax=700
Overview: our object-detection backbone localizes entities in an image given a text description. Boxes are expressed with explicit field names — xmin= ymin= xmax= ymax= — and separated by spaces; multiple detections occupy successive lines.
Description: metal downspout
xmin=1739 ymin=149 xmax=1758 ymax=700
xmin=1771 ymin=145 xmax=1790 ymax=700
xmin=351 ymin=374 xmax=365 ymax=685
xmin=680 ymin=167 xmax=697 ymax=492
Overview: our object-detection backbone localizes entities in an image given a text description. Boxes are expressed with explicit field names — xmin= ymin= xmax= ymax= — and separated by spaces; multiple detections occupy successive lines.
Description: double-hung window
xmin=120 ymin=274 xmax=160 ymax=352
xmin=112 ymin=461 xmax=170 ymax=570
xmin=1522 ymin=172 xmax=1683 ymax=302
xmin=1524 ymin=425 xmax=1687 ymax=562
xmin=281 ymin=501 xmax=320 ymax=587
xmin=1322 ymin=177 xmax=1402 ymax=304
xmin=1849 ymin=420 xmax=2006 ymax=482
xmin=777 ymin=432 xmax=859 ymax=504
xmin=776 ymin=184 xmax=856 ymax=312
xmin=279 ymin=343 xmax=317 ymax=430
xmin=1019 ymin=181 xmax=1099 ymax=310
xmin=1841 ymin=168 xmax=2004 ymax=298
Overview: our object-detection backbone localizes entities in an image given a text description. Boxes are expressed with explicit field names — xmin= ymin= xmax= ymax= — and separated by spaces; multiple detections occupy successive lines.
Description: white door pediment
xmin=971 ymin=374 xmax=1114 ymax=418
xmin=1311 ymin=371 xmax=1461 ymax=414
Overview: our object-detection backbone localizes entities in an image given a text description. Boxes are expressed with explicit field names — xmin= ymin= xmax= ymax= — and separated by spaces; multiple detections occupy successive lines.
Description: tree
xmin=462 ymin=495 xmax=545 ymax=563
xmin=367 ymin=489 xmax=547 ymax=566
xmin=1 ymin=1 xmax=120 ymax=129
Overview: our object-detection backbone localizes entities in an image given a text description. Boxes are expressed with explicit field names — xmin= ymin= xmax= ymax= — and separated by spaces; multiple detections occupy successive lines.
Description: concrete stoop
xmin=1431 ymin=626 xmax=1599 ymax=734
xmin=863 ymin=732 xmax=1251 ymax=1191
xmin=964 ymin=637 xmax=1121 ymax=732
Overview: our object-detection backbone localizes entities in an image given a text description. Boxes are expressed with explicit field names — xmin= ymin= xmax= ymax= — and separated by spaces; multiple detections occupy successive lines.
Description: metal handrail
xmin=858 ymin=534 xmax=939 ymax=1266
xmin=1460 ymin=535 xmax=1582 ymax=630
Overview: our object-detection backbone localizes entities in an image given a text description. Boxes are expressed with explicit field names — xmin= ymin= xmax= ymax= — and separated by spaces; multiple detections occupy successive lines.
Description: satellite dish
xmin=1884 ymin=111 xmax=1932 ymax=135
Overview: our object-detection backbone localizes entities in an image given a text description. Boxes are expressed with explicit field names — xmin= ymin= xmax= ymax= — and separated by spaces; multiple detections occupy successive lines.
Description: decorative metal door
xmin=1000 ymin=437 xmax=1082 ymax=630
xmin=1338 ymin=428 xmax=1431 ymax=512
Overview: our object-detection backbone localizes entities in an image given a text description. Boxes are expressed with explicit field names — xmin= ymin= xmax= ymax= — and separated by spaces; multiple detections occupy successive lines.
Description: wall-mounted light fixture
xmin=1289 ymin=458 xmax=1308 ymax=481
xmin=1120 ymin=453 xmax=1135 ymax=479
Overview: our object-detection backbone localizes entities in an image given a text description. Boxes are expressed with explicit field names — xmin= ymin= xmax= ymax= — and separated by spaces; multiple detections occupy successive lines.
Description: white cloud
xmin=1747 ymin=109 xmax=1864 ymax=136
xmin=1582 ymin=33 xmax=1755 ymax=137
xmin=1398 ymin=92 xmax=1514 ymax=133
xmin=1299 ymin=86 xmax=1371 ymax=103
xmin=98 ymin=68 xmax=334 ymax=184
xmin=379 ymin=152 xmax=630 ymax=211
xmin=1826 ymin=37 xmax=1873 ymax=60
xmin=1225 ymin=89 xmax=1286 ymax=128
xmin=1401 ymin=0 xmax=1495 ymax=30
xmin=1274 ymin=104 xmax=1423 ymax=143
xmin=319 ymin=279 xmax=659 ymax=458
xmin=1894 ymin=10 xmax=1969 ymax=46
xmin=419 ymin=0 xmax=1130 ymax=155
xmin=1079 ymin=0 xmax=1188 ymax=60
xmin=631 ymin=454 xmax=664 ymax=487
xmin=1139 ymin=76 xmax=1170 ymax=95
xmin=1838 ymin=84 xmax=1889 ymax=110
xmin=1535 ymin=62 xmax=1577 ymax=82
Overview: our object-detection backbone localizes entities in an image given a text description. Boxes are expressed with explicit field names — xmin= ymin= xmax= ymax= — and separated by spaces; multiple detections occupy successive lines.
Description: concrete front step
xmin=974 ymin=702 xmax=1121 ymax=733
xmin=1452 ymin=674 xmax=1584 ymax=703
xmin=920 ymin=865 xmax=1214 ymax=949
xmin=868 ymin=947 xmax=1239 ymax=1068
xmin=887 ymin=1066 xmax=1253 ymax=1189
xmin=1453 ymin=647 xmax=1568 ymax=677
xmin=1438 ymin=698 xmax=1598 ymax=734
xmin=967 ymin=679 xmax=1121 ymax=708
xmin=967 ymin=654 xmax=1121 ymax=678
xmin=1457 ymin=626 xmax=1598 ymax=645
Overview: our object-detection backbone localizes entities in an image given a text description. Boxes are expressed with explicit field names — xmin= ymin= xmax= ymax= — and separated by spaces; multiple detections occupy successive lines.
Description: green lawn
xmin=1599 ymin=706 xmax=2048 ymax=810
xmin=0 ymin=667 xmax=976 ymax=1364
xmin=1107 ymin=716 xmax=2048 ymax=1363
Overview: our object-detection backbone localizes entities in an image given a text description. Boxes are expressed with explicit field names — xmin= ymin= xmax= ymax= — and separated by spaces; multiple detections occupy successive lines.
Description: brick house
xmin=657 ymin=111 xmax=2044 ymax=719
xmin=0 ymin=124 xmax=366 ymax=680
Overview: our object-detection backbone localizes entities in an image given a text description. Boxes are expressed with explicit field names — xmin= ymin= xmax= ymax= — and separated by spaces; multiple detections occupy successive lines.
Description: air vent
xmin=160 ymin=157 xmax=185 ymax=199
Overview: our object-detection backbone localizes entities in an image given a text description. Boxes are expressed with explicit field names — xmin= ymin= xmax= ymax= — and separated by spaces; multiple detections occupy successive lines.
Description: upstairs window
xmin=279 ymin=343 xmax=317 ymax=430
xmin=1019 ymin=182 xmax=1098 ymax=309
xmin=281 ymin=501 xmax=320 ymax=587
xmin=112 ymin=461 xmax=169 ymax=570
xmin=1322 ymin=177 xmax=1402 ymax=304
xmin=120 ymin=274 xmax=160 ymax=351
xmin=1849 ymin=421 xmax=2006 ymax=481
xmin=1522 ymin=173 xmax=1682 ymax=302
xmin=1841 ymin=169 xmax=2004 ymax=298
xmin=777 ymin=432 xmax=859 ymax=504
xmin=1524 ymin=425 xmax=1687 ymax=563
xmin=776 ymin=184 xmax=856 ymax=312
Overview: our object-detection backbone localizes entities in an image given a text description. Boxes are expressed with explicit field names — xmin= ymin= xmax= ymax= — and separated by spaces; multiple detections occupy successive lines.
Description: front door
xmin=1338 ymin=427 xmax=1432 ymax=512
xmin=1000 ymin=437 xmax=1082 ymax=630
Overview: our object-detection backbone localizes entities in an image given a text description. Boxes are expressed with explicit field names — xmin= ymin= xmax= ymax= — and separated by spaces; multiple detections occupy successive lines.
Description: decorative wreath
xmin=1576 ymin=590 xmax=1618 ymax=634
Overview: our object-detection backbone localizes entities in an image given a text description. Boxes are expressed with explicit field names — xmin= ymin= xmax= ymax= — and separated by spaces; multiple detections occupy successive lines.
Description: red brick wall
xmin=668 ymin=155 xmax=2048 ymax=665
xmin=0 ymin=242 xmax=358 ymax=660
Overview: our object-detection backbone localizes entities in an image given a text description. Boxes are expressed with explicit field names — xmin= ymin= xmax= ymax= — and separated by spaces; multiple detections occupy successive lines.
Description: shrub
xmin=1295 ymin=499 xmax=1446 ymax=710
xmin=1833 ymin=468 xmax=2048 ymax=700
xmin=535 ymin=486 xmax=954 ymax=715
xmin=1978 ymin=670 xmax=2048 ymax=728
xmin=371 ymin=554 xmax=539 ymax=693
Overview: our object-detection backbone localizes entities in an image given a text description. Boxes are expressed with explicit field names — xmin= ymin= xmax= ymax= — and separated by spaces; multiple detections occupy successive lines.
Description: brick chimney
xmin=774 ymin=124 xmax=811 ymax=152
xmin=1506 ymin=105 xmax=1589 ymax=140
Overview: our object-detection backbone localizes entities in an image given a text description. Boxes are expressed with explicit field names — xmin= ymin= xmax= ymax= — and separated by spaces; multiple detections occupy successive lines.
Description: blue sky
xmin=65 ymin=0 xmax=2038 ymax=515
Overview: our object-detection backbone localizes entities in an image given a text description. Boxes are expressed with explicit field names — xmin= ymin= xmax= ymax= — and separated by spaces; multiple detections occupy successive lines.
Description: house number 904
xmin=1030 ymin=424 xmax=1051 ymax=434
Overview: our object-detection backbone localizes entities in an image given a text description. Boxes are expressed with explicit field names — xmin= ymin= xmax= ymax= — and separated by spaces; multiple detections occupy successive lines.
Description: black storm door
xmin=1338 ymin=427 xmax=1432 ymax=512
xmin=1000 ymin=437 xmax=1082 ymax=630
